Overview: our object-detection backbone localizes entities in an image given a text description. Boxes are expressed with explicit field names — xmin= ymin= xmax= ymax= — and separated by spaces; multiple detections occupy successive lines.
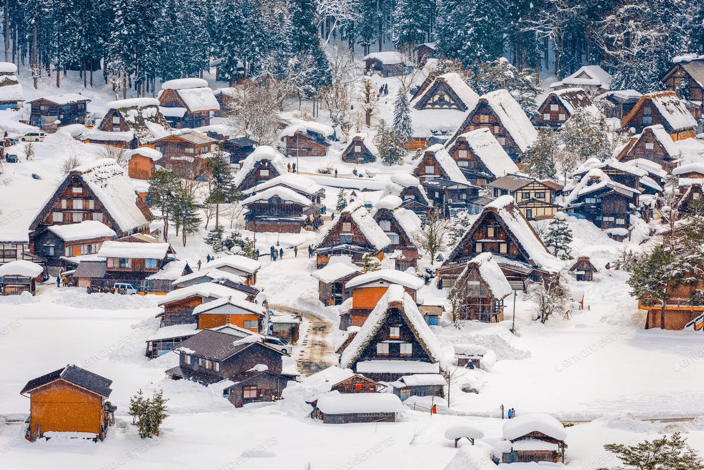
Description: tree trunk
xmin=660 ymin=300 xmax=666 ymax=329
xmin=4 ymin=0 xmax=8 ymax=62
xmin=56 ymin=66 xmax=60 ymax=88
xmin=215 ymin=203 xmax=220 ymax=229
xmin=123 ymin=73 xmax=127 ymax=99
xmin=163 ymin=218 xmax=169 ymax=242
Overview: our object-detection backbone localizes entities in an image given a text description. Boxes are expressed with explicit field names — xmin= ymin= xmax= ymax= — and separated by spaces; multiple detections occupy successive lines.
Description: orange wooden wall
xmin=29 ymin=381 xmax=104 ymax=435
xmin=198 ymin=313 xmax=261 ymax=332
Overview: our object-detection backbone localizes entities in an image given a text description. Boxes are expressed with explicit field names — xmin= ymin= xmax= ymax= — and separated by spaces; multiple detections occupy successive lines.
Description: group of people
xmin=378 ymin=83 xmax=389 ymax=96
xmin=286 ymin=163 xmax=297 ymax=173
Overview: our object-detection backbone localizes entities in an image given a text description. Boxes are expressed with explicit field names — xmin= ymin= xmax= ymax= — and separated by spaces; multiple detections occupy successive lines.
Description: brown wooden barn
xmin=535 ymin=88 xmax=601 ymax=129
xmin=676 ymin=181 xmax=704 ymax=214
xmin=314 ymin=201 xmax=390 ymax=268
xmin=242 ymin=186 xmax=322 ymax=233
xmin=437 ymin=196 xmax=562 ymax=289
xmin=450 ymin=253 xmax=513 ymax=322
xmin=158 ymin=78 xmax=220 ymax=128
xmin=223 ymin=136 xmax=257 ymax=164
xmin=83 ymin=98 xmax=170 ymax=149
xmin=363 ymin=52 xmax=409 ymax=77
xmin=339 ymin=284 xmax=446 ymax=382
xmin=448 ymin=89 xmax=538 ymax=161
xmin=21 ymin=365 xmax=115 ymax=441
xmin=32 ymin=221 xmax=116 ymax=269
xmin=29 ymin=94 xmax=90 ymax=130
xmin=268 ymin=313 xmax=300 ymax=344
xmin=152 ymin=131 xmax=218 ymax=179
xmin=312 ymin=256 xmax=362 ymax=306
xmin=171 ymin=268 xmax=260 ymax=299
xmin=127 ymin=147 xmax=163 ymax=180
xmin=223 ymin=370 xmax=293 ymax=408
xmin=414 ymin=43 xmax=437 ymax=67
xmin=488 ymin=174 xmax=562 ymax=221
xmin=0 ymin=260 xmax=44 ymax=295
xmin=501 ymin=413 xmax=567 ymax=464
xmin=446 ymin=128 xmax=519 ymax=187
xmin=313 ymin=392 xmax=403 ymax=423
xmin=662 ymin=57 xmax=704 ymax=106
xmin=615 ymin=124 xmax=682 ymax=171
xmin=572 ymin=159 xmax=654 ymax=194
xmin=234 ymin=146 xmax=288 ymax=192
xmin=391 ymin=374 xmax=446 ymax=400
xmin=341 ymin=133 xmax=378 ymax=163
xmin=412 ymin=144 xmax=472 ymax=184
xmin=639 ymin=268 xmax=704 ymax=330
xmin=157 ymin=282 xmax=246 ymax=326
xmin=280 ymin=120 xmax=333 ymax=157
xmin=193 ymin=295 xmax=265 ymax=332
xmin=302 ymin=366 xmax=383 ymax=395
xmin=595 ymin=90 xmax=641 ymax=120
xmin=620 ymin=91 xmax=697 ymax=140
xmin=569 ymin=256 xmax=598 ymax=281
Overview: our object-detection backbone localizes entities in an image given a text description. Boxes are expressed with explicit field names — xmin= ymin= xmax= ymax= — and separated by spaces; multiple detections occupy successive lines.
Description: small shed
xmin=280 ymin=119 xmax=333 ymax=158
xmin=302 ymin=366 xmax=382 ymax=395
xmin=127 ymin=147 xmax=163 ymax=180
xmin=569 ymin=256 xmax=598 ymax=281
xmin=312 ymin=256 xmax=362 ymax=306
xmin=0 ymin=260 xmax=44 ymax=295
xmin=29 ymin=94 xmax=90 ymax=130
xmin=223 ymin=368 xmax=292 ymax=408
xmin=501 ymin=412 xmax=567 ymax=464
xmin=363 ymin=52 xmax=409 ymax=77
xmin=0 ymin=62 xmax=23 ymax=110
xmin=341 ymin=133 xmax=378 ymax=164
xmin=391 ymin=374 xmax=446 ymax=401
xmin=313 ymin=391 xmax=403 ymax=423
xmin=20 ymin=364 xmax=115 ymax=441
xmin=268 ymin=312 xmax=301 ymax=344
xmin=444 ymin=423 xmax=484 ymax=447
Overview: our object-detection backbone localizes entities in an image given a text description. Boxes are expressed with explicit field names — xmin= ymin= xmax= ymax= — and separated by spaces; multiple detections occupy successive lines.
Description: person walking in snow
xmin=287 ymin=163 xmax=291 ymax=172
xmin=270 ymin=246 xmax=275 ymax=261
xmin=308 ymin=245 xmax=313 ymax=258
xmin=56 ymin=276 xmax=60 ymax=288
xmin=334 ymin=169 xmax=338 ymax=178
xmin=294 ymin=246 xmax=298 ymax=257
xmin=197 ymin=260 xmax=201 ymax=270
xmin=279 ymin=247 xmax=284 ymax=259
xmin=292 ymin=163 xmax=296 ymax=173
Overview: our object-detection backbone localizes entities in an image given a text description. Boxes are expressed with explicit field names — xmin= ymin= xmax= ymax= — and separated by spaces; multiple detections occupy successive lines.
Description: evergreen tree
xmin=206 ymin=151 xmax=239 ymax=229
xmin=543 ymin=214 xmax=573 ymax=260
xmin=601 ymin=433 xmax=704 ymax=470
xmin=205 ymin=226 xmax=225 ymax=252
xmin=356 ymin=0 xmax=380 ymax=55
xmin=171 ymin=184 xmax=201 ymax=246
xmin=522 ymin=128 xmax=558 ymax=179
xmin=148 ymin=170 xmax=180 ymax=242
xmin=559 ymin=108 xmax=610 ymax=162
xmin=473 ymin=59 xmax=543 ymax=117
xmin=287 ymin=0 xmax=331 ymax=94
xmin=128 ymin=389 xmax=147 ymax=425
xmin=393 ymin=89 xmax=413 ymax=143
xmin=146 ymin=390 xmax=169 ymax=438
xmin=336 ymin=190 xmax=348 ymax=212
xmin=362 ymin=253 xmax=381 ymax=272
xmin=391 ymin=0 xmax=427 ymax=56
xmin=374 ymin=119 xmax=405 ymax=165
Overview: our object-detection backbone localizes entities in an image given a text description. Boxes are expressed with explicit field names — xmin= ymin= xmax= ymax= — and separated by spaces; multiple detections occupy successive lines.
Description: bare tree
xmin=24 ymin=143 xmax=34 ymax=161
xmin=320 ymin=45 xmax=359 ymax=141
xmin=525 ymin=274 xmax=571 ymax=323
xmin=61 ymin=154 xmax=83 ymax=174
xmin=202 ymin=203 xmax=216 ymax=231
xmin=412 ymin=208 xmax=450 ymax=263
xmin=99 ymin=145 xmax=129 ymax=167
xmin=315 ymin=0 xmax=360 ymax=46
xmin=358 ymin=76 xmax=378 ymax=128
xmin=226 ymin=81 xmax=281 ymax=145
xmin=224 ymin=202 xmax=243 ymax=229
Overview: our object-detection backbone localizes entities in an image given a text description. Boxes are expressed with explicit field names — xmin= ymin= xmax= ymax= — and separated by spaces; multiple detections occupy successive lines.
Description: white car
xmin=263 ymin=336 xmax=292 ymax=355
xmin=21 ymin=132 xmax=46 ymax=142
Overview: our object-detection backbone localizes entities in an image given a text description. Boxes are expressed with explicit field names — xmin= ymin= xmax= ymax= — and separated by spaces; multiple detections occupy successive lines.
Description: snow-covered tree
xmin=526 ymin=274 xmax=571 ymax=323
xmin=171 ymin=183 xmax=201 ymax=246
xmin=522 ymin=128 xmax=558 ymax=179
xmin=336 ymin=189 xmax=348 ymax=211
xmin=559 ymin=108 xmax=611 ymax=162
xmin=391 ymin=0 xmax=427 ymax=56
xmin=393 ymin=89 xmax=412 ymax=143
xmin=206 ymin=151 xmax=240 ymax=229
xmin=472 ymin=58 xmax=543 ymax=117
xmin=602 ymin=433 xmax=704 ymax=470
xmin=543 ymin=213 xmax=573 ymax=260
xmin=226 ymin=81 xmax=282 ymax=145
xmin=374 ymin=119 xmax=405 ymax=165
xmin=412 ymin=208 xmax=450 ymax=262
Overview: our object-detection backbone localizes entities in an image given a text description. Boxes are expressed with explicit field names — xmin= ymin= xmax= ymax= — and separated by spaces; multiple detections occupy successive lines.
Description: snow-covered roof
xmin=234 ymin=146 xmax=287 ymax=188
xmin=97 ymin=241 xmax=169 ymax=259
xmin=355 ymin=360 xmax=440 ymax=374
xmin=550 ymin=65 xmax=612 ymax=90
xmin=106 ymin=98 xmax=160 ymax=110
xmin=391 ymin=207 xmax=422 ymax=239
xmin=550 ymin=88 xmax=602 ymax=118
xmin=326 ymin=201 xmax=391 ymax=251
xmin=348 ymin=133 xmax=379 ymax=157
xmin=301 ymin=366 xmax=355 ymax=390
xmin=621 ymin=158 xmax=667 ymax=178
xmin=246 ymin=174 xmax=323 ymax=197
xmin=82 ymin=129 xmax=135 ymax=143
xmin=622 ymin=92 xmax=697 ymax=132
xmin=340 ymin=284 xmax=446 ymax=371
xmin=415 ymin=144 xmax=469 ymax=184
xmin=411 ymin=72 xmax=479 ymax=111
xmin=460 ymin=253 xmax=513 ymax=299
xmin=673 ymin=162 xmax=704 ymax=176
xmin=565 ymin=168 xmax=640 ymax=206
xmin=172 ymin=268 xmax=246 ymax=287
xmin=127 ymin=147 xmax=163 ymax=161
xmin=375 ymin=195 xmax=403 ymax=210
xmin=311 ymin=257 xmax=362 ymax=283
xmin=70 ymin=159 xmax=149 ymax=234
xmin=316 ymin=391 xmax=403 ymax=415
xmin=397 ymin=374 xmax=446 ymax=387
xmin=0 ymin=260 xmax=43 ymax=277
xmin=0 ymin=229 xmax=28 ymax=243
xmin=453 ymin=128 xmax=519 ymax=178
xmin=480 ymin=90 xmax=538 ymax=153
xmin=200 ymin=254 xmax=261 ymax=275
xmin=161 ymin=78 xmax=209 ymax=90
xmin=146 ymin=323 xmax=197 ymax=341
xmin=444 ymin=424 xmax=485 ymax=441
xmin=391 ymin=173 xmax=421 ymax=188
xmin=241 ymin=186 xmax=313 ymax=207
xmin=174 ymin=87 xmax=220 ymax=113
xmin=192 ymin=294 xmax=265 ymax=316
xmin=0 ymin=83 xmax=23 ymax=102
xmin=0 ymin=62 xmax=17 ymax=74
xmin=158 ymin=282 xmax=248 ymax=306
xmin=648 ymin=125 xmax=680 ymax=157
xmin=47 ymin=221 xmax=116 ymax=242
xmin=345 ymin=269 xmax=424 ymax=290
xmin=30 ymin=93 xmax=90 ymax=105
xmin=502 ymin=412 xmax=567 ymax=442
xmin=280 ymin=118 xmax=334 ymax=139
xmin=363 ymin=52 xmax=406 ymax=64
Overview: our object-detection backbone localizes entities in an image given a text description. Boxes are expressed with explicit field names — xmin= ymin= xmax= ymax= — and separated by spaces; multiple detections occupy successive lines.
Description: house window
xmin=526 ymin=209 xmax=533 ymax=219
xmin=44 ymin=245 xmax=54 ymax=256
xmin=342 ymin=222 xmax=352 ymax=232
xmin=185 ymin=148 xmax=194 ymax=154
xmin=458 ymin=150 xmax=468 ymax=159
xmin=355 ymin=145 xmax=361 ymax=153
xmin=585 ymin=197 xmax=599 ymax=204
xmin=184 ymin=355 xmax=190 ymax=365
xmin=377 ymin=343 xmax=389 ymax=355
xmin=214 ymin=362 xmax=220 ymax=372
xmin=64 ymin=246 xmax=71 ymax=257
xmin=535 ymin=192 xmax=545 ymax=199
xmin=243 ymin=320 xmax=258 ymax=329
xmin=145 ymin=258 xmax=157 ymax=270
xmin=73 ymin=199 xmax=83 ymax=210
xmin=390 ymin=327 xmax=400 ymax=338
xmin=616 ymin=218 xmax=626 ymax=225
xmin=199 ymin=358 xmax=206 ymax=367
xmin=543 ymin=113 xmax=550 ymax=121
xmin=475 ymin=242 xmax=482 ymax=253
xmin=644 ymin=106 xmax=651 ymax=115
xmin=559 ymin=114 xmax=566 ymax=121
xmin=497 ymin=137 xmax=506 ymax=145
xmin=52 ymin=212 xmax=63 ymax=222
xmin=243 ymin=386 xmax=257 ymax=399
xmin=480 ymin=115 xmax=489 ymax=123
xmin=458 ymin=161 xmax=468 ymax=167
xmin=425 ymin=165 xmax=435 ymax=174
xmin=93 ymin=213 xmax=103 ymax=222
xmin=61 ymin=199 xmax=67 ymax=209
xmin=387 ymin=232 xmax=399 ymax=244
xmin=260 ymin=169 xmax=269 ymax=176
xmin=72 ymin=187 xmax=82 ymax=194
xmin=340 ymin=234 xmax=353 ymax=244
xmin=72 ymin=212 xmax=82 ymax=222
xmin=500 ymin=243 xmax=508 ymax=254
xmin=112 ymin=116 xmax=120 ymax=125
xmin=603 ymin=216 xmax=615 ymax=222
xmin=379 ymin=220 xmax=391 ymax=231
xmin=522 ymin=192 xmax=531 ymax=199
xmin=88 ymin=200 xmax=94 ymax=209
xmin=487 ymin=227 xmax=495 ymax=238
xmin=400 ymin=343 xmax=412 ymax=355
xmin=643 ymin=116 xmax=652 ymax=125
xmin=550 ymin=104 xmax=559 ymax=111
xmin=119 ymin=258 xmax=131 ymax=268
xmin=645 ymin=142 xmax=654 ymax=150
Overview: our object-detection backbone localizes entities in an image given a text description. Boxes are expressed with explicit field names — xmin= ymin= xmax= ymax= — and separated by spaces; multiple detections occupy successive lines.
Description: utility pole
xmin=511 ymin=290 xmax=517 ymax=333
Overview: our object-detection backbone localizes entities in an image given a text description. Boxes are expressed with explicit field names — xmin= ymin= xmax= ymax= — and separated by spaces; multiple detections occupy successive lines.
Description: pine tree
xmin=602 ymin=433 xmax=704 ymax=470
xmin=356 ymin=0 xmax=380 ymax=55
xmin=287 ymin=0 xmax=331 ymax=94
xmin=205 ymin=226 xmax=225 ymax=252
xmin=206 ymin=151 xmax=240 ymax=229
xmin=171 ymin=184 xmax=201 ymax=246
xmin=393 ymin=89 xmax=413 ymax=143
xmin=374 ymin=119 xmax=405 ymax=165
xmin=391 ymin=0 xmax=427 ymax=56
xmin=362 ymin=253 xmax=381 ymax=272
xmin=148 ymin=170 xmax=180 ymax=242
xmin=559 ymin=108 xmax=610 ymax=162
xmin=147 ymin=390 xmax=169 ymax=438
xmin=128 ymin=389 xmax=147 ymax=425
xmin=522 ymin=128 xmax=558 ymax=179
xmin=543 ymin=214 xmax=573 ymax=260
xmin=473 ymin=59 xmax=543 ymax=117
xmin=336 ymin=190 xmax=348 ymax=212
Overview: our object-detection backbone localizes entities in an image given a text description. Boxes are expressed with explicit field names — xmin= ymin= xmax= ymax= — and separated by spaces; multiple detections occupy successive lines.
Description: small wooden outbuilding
xmin=0 ymin=260 xmax=44 ymax=295
xmin=569 ymin=256 xmax=598 ymax=281
xmin=313 ymin=392 xmax=403 ymax=423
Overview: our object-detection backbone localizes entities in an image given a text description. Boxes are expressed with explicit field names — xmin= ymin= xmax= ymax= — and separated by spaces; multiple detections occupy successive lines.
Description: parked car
xmin=21 ymin=132 xmax=45 ymax=142
xmin=263 ymin=336 xmax=292 ymax=355
xmin=114 ymin=282 xmax=138 ymax=295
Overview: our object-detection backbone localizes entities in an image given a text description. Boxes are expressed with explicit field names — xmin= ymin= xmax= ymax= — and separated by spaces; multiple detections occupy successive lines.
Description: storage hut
xmin=311 ymin=256 xmax=362 ymax=306
xmin=313 ymin=391 xmax=403 ymax=423
xmin=0 ymin=62 xmax=23 ymax=110
xmin=341 ymin=133 xmax=378 ymax=164
xmin=127 ymin=147 xmax=163 ymax=180
xmin=450 ymin=253 xmax=513 ymax=322
xmin=29 ymin=94 xmax=90 ymax=130
xmin=569 ymin=256 xmax=598 ymax=281
xmin=500 ymin=412 xmax=567 ymax=463
xmin=158 ymin=78 xmax=220 ymax=128
xmin=0 ymin=260 xmax=44 ymax=295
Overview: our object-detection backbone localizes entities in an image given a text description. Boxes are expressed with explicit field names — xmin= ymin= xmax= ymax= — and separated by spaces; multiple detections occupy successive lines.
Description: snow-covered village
xmin=2 ymin=1 xmax=704 ymax=469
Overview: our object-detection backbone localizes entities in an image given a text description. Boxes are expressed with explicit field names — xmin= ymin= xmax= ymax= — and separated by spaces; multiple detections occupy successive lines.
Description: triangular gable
xmin=414 ymin=79 xmax=468 ymax=111
xmin=621 ymin=91 xmax=697 ymax=134
xmin=412 ymin=144 xmax=468 ymax=183
xmin=316 ymin=202 xmax=390 ymax=252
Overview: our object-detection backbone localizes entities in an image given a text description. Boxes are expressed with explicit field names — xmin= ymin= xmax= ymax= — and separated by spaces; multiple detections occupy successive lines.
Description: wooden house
xmin=595 ymin=90 xmax=641 ymax=120
xmin=30 ymin=221 xmax=116 ymax=269
xmin=127 ymin=147 xmax=163 ymax=180
xmin=268 ymin=312 xmax=301 ymax=344
xmin=0 ymin=230 xmax=31 ymax=267
xmin=84 ymin=240 xmax=172 ymax=286
xmin=549 ymin=65 xmax=612 ymax=95
xmin=234 ymin=146 xmax=288 ymax=192
xmin=313 ymin=392 xmax=403 ymax=423
xmin=408 ymin=73 xmax=479 ymax=148
xmin=391 ymin=374 xmax=446 ymax=400
xmin=363 ymin=52 xmax=409 ymax=77
xmin=339 ymin=284 xmax=447 ymax=381
xmin=171 ymin=269 xmax=260 ymax=299
xmin=437 ymin=196 xmax=562 ymax=288
xmin=302 ymin=366 xmax=383 ymax=396
xmin=312 ymin=256 xmax=362 ymax=306
xmin=193 ymin=295 xmax=265 ymax=332
xmin=158 ymin=78 xmax=220 ymax=128
xmin=157 ymin=283 xmax=252 ymax=326
xmin=662 ymin=56 xmax=704 ymax=105
xmin=197 ymin=255 xmax=261 ymax=286
xmin=572 ymin=158 xmax=655 ymax=195
xmin=569 ymin=256 xmax=598 ymax=281
xmin=0 ymin=260 xmax=44 ymax=295
xmin=389 ymin=173 xmax=433 ymax=217
xmin=446 ymin=128 xmax=519 ymax=187
xmin=314 ymin=201 xmax=390 ymax=268
xmin=487 ymin=174 xmax=562 ymax=220
xmin=341 ymin=133 xmax=378 ymax=164
xmin=450 ymin=253 xmax=513 ymax=322
xmin=28 ymin=159 xmax=151 ymax=273
xmin=535 ymin=88 xmax=602 ymax=129
xmin=145 ymin=323 xmax=198 ymax=358
xmin=640 ymin=270 xmax=704 ymax=330
xmin=152 ymin=131 xmax=218 ymax=179
xmin=341 ymin=269 xmax=425 ymax=330
xmin=242 ymin=186 xmax=322 ymax=233
xmin=414 ymin=43 xmax=437 ymax=67
xmin=167 ymin=329 xmax=293 ymax=407
xmin=615 ymin=125 xmax=682 ymax=171
xmin=28 ymin=94 xmax=90 ymax=130
xmin=448 ymin=89 xmax=538 ymax=161
xmin=280 ymin=120 xmax=333 ymax=158
xmin=675 ymin=179 xmax=704 ymax=214
xmin=564 ymin=168 xmax=640 ymax=233
xmin=245 ymin=174 xmax=325 ymax=205
xmin=223 ymin=136 xmax=257 ymax=164
xmin=501 ymin=413 xmax=567 ymax=464
xmin=620 ymin=91 xmax=697 ymax=140
xmin=0 ymin=62 xmax=23 ymax=110
xmin=21 ymin=365 xmax=115 ymax=441
xmin=372 ymin=196 xmax=422 ymax=269
xmin=83 ymin=98 xmax=170 ymax=149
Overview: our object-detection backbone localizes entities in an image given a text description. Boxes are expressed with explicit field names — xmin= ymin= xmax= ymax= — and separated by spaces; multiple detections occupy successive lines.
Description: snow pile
xmin=127 ymin=147 xmax=164 ymax=161
xmin=47 ymin=221 xmax=116 ymax=242
xmin=248 ymin=364 xmax=269 ymax=372
xmin=0 ymin=260 xmax=43 ymax=277
xmin=161 ymin=78 xmax=209 ymax=90
xmin=480 ymin=90 xmax=538 ymax=154
xmin=374 ymin=195 xmax=403 ymax=210
xmin=442 ymin=445 xmax=497 ymax=470
xmin=444 ymin=423 xmax=485 ymax=441
xmin=241 ymin=186 xmax=312 ymax=207
xmin=316 ymin=391 xmax=403 ymax=414
xmin=455 ymin=128 xmax=519 ymax=178
xmin=502 ymin=412 xmax=567 ymax=441
xmin=97 ymin=241 xmax=169 ymax=259
xmin=0 ymin=62 xmax=17 ymax=74
xmin=391 ymin=173 xmax=421 ymax=188
xmin=673 ymin=162 xmax=704 ymax=176
xmin=345 ymin=269 xmax=425 ymax=290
